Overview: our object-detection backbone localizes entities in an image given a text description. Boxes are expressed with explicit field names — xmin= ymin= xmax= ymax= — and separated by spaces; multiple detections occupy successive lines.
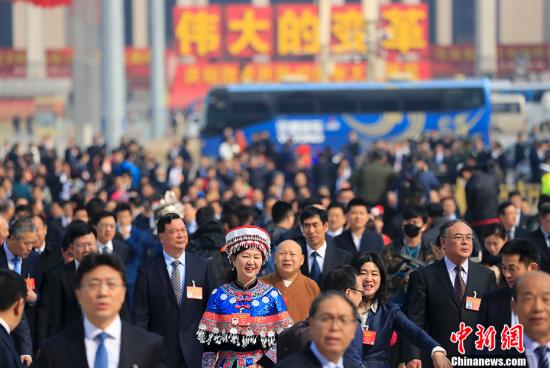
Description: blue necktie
xmin=13 ymin=257 xmax=21 ymax=275
xmin=310 ymin=252 xmax=321 ymax=284
xmin=94 ymin=332 xmax=108 ymax=368
xmin=536 ymin=346 xmax=549 ymax=368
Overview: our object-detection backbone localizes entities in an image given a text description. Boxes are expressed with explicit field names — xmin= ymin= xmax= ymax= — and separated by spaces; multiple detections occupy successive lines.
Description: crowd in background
xmin=1 ymin=128 xmax=550 ymax=367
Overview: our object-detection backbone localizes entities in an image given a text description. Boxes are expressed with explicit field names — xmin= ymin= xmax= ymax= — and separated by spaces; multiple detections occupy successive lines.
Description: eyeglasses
xmin=313 ymin=314 xmax=357 ymax=327
xmin=81 ymin=281 xmax=124 ymax=292
xmin=349 ymin=288 xmax=364 ymax=295
xmin=443 ymin=234 xmax=474 ymax=242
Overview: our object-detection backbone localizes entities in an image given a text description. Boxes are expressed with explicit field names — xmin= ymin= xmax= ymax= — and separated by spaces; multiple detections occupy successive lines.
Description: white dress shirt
xmin=84 ymin=316 xmax=121 ymax=368
xmin=163 ymin=251 xmax=186 ymax=301
xmin=542 ymin=228 xmax=550 ymax=248
xmin=444 ymin=256 xmax=468 ymax=288
xmin=327 ymin=228 xmax=343 ymax=238
xmin=307 ymin=242 xmax=327 ymax=273
xmin=97 ymin=240 xmax=114 ymax=255
xmin=524 ymin=334 xmax=550 ymax=368
xmin=310 ymin=341 xmax=344 ymax=368
xmin=351 ymin=232 xmax=362 ymax=251
xmin=0 ymin=317 xmax=10 ymax=334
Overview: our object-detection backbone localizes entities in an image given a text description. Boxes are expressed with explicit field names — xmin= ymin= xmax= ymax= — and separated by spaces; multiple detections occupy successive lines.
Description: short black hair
xmin=481 ymin=223 xmax=507 ymax=240
xmin=508 ymin=191 xmax=521 ymax=199
xmin=67 ymin=221 xmax=97 ymax=245
xmin=86 ymin=198 xmax=106 ymax=221
xmin=327 ymin=202 xmax=346 ymax=214
xmin=309 ymin=291 xmax=358 ymax=320
xmin=346 ymin=198 xmax=368 ymax=213
xmin=272 ymin=201 xmax=293 ymax=225
xmin=91 ymin=210 xmax=117 ymax=226
xmin=403 ymin=205 xmax=428 ymax=224
xmin=115 ymin=203 xmax=132 ymax=215
xmin=299 ymin=206 xmax=328 ymax=225
xmin=321 ymin=265 xmax=358 ymax=293
xmin=33 ymin=213 xmax=47 ymax=226
xmin=14 ymin=204 xmax=33 ymax=217
xmin=425 ymin=203 xmax=444 ymax=218
xmin=350 ymin=252 xmax=388 ymax=304
xmin=75 ymin=253 xmax=127 ymax=288
xmin=497 ymin=201 xmax=515 ymax=216
xmin=157 ymin=213 xmax=183 ymax=234
xmin=539 ymin=202 xmax=550 ymax=218
xmin=0 ymin=269 xmax=27 ymax=311
xmin=499 ymin=239 xmax=540 ymax=267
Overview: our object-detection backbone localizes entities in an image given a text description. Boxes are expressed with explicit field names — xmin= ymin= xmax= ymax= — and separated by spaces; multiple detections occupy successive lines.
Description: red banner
xmin=276 ymin=4 xmax=319 ymax=56
xmin=125 ymin=48 xmax=150 ymax=78
xmin=8 ymin=0 xmax=71 ymax=6
xmin=169 ymin=60 xmax=431 ymax=108
xmin=46 ymin=48 xmax=72 ymax=77
xmin=0 ymin=49 xmax=26 ymax=77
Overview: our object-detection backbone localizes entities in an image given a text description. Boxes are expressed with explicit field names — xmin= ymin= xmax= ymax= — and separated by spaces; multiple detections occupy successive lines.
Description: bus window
xmin=276 ymin=93 xmax=316 ymax=114
xmin=490 ymin=94 xmax=526 ymax=135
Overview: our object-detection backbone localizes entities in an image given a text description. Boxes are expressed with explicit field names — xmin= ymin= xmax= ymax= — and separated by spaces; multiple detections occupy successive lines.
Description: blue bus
xmin=199 ymin=79 xmax=491 ymax=156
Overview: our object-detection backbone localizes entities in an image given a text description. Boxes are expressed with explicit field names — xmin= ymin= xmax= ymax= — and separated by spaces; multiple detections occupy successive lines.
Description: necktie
xmin=536 ymin=346 xmax=549 ymax=368
xmin=13 ymin=257 xmax=21 ymax=275
xmin=94 ymin=332 xmax=108 ymax=368
xmin=171 ymin=260 xmax=182 ymax=304
xmin=454 ymin=265 xmax=465 ymax=301
xmin=310 ymin=252 xmax=321 ymax=284
xmin=102 ymin=246 xmax=111 ymax=255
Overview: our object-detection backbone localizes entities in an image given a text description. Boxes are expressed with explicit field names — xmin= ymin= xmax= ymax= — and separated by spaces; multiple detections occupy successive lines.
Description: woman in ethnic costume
xmin=197 ymin=225 xmax=293 ymax=368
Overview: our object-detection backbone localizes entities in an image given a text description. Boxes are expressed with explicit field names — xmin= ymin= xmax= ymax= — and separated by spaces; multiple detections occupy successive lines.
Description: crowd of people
xmin=0 ymin=129 xmax=550 ymax=368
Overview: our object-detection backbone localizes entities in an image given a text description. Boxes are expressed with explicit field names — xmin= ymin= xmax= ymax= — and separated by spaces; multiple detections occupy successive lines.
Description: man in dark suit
xmin=497 ymin=201 xmax=528 ymax=240
xmin=299 ymin=207 xmax=352 ymax=286
xmin=31 ymin=215 xmax=63 ymax=289
xmin=92 ymin=211 xmax=130 ymax=263
xmin=132 ymin=213 xmax=215 ymax=368
xmin=278 ymin=292 xmax=358 ymax=368
xmin=36 ymin=222 xmax=98 ymax=344
xmin=0 ymin=269 xmax=27 ymax=368
xmin=403 ymin=219 xmax=497 ymax=366
xmin=0 ymin=217 xmax=40 ymax=366
xmin=476 ymin=239 xmax=539 ymax=356
xmin=34 ymin=253 xmax=166 ymax=368
xmin=335 ymin=198 xmax=384 ymax=256
xmin=526 ymin=202 xmax=550 ymax=273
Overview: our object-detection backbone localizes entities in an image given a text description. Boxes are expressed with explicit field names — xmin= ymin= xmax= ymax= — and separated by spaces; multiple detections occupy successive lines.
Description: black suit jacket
xmin=35 ymin=242 xmax=64 ymax=288
xmin=476 ymin=287 xmax=523 ymax=357
xmin=0 ymin=244 xmax=40 ymax=356
xmin=300 ymin=237 xmax=352 ymax=285
xmin=132 ymin=252 xmax=215 ymax=368
xmin=277 ymin=344 xmax=353 ymax=368
xmin=0 ymin=326 xmax=22 ymax=368
xmin=36 ymin=261 xmax=80 ymax=344
xmin=403 ymin=259 xmax=497 ymax=363
xmin=34 ymin=321 xmax=166 ymax=368
xmin=111 ymin=239 xmax=131 ymax=264
xmin=526 ymin=229 xmax=550 ymax=273
xmin=334 ymin=229 xmax=384 ymax=255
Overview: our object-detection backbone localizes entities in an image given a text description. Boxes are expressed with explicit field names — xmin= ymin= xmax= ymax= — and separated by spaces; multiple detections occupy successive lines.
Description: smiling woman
xmin=197 ymin=226 xmax=293 ymax=368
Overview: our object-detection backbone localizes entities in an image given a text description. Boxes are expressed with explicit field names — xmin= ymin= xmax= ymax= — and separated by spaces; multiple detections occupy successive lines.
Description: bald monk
xmin=262 ymin=240 xmax=320 ymax=322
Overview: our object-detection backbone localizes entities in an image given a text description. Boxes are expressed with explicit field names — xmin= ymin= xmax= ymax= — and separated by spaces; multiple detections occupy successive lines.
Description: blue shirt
xmin=163 ymin=251 xmax=186 ymax=302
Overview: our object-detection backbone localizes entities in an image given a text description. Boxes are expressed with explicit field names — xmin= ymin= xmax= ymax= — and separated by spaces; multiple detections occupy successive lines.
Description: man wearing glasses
xmin=278 ymin=292 xmax=359 ymax=368
xmin=35 ymin=253 xmax=165 ymax=367
xmin=403 ymin=219 xmax=497 ymax=366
